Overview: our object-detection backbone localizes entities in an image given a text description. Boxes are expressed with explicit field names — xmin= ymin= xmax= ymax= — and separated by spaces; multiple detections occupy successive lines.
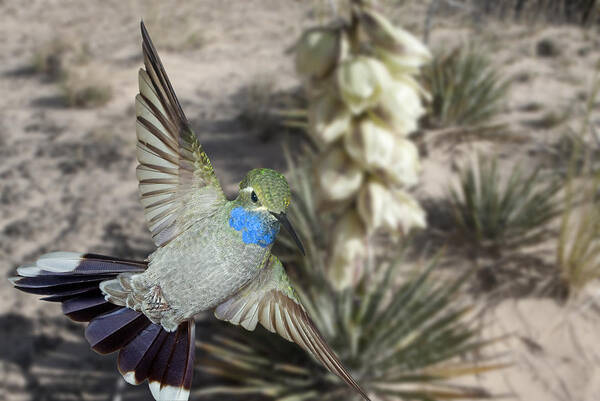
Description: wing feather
xmin=135 ymin=22 xmax=225 ymax=247
xmin=215 ymin=256 xmax=371 ymax=401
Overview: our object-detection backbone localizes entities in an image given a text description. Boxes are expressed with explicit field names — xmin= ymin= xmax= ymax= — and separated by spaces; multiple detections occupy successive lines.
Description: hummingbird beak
xmin=270 ymin=212 xmax=305 ymax=256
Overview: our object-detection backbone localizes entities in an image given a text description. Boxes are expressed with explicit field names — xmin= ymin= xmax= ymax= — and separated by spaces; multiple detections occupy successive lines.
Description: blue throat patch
xmin=229 ymin=207 xmax=279 ymax=247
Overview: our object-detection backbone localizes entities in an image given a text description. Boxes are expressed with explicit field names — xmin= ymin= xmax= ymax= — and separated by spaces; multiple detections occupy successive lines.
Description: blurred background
xmin=0 ymin=0 xmax=599 ymax=400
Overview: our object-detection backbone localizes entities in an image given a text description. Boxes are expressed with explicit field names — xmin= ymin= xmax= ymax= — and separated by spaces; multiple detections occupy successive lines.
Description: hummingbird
xmin=10 ymin=22 xmax=371 ymax=401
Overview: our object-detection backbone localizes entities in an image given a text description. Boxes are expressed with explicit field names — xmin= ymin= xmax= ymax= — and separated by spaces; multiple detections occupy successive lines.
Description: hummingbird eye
xmin=251 ymin=191 xmax=258 ymax=203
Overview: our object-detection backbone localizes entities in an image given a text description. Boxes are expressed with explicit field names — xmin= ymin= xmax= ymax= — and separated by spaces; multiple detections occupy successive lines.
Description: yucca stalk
xmin=423 ymin=46 xmax=510 ymax=130
xmin=293 ymin=1 xmax=431 ymax=288
xmin=449 ymin=156 xmax=562 ymax=254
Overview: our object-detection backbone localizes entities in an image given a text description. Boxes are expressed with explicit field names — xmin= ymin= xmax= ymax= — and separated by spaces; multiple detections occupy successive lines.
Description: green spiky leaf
xmin=449 ymin=156 xmax=562 ymax=253
xmin=423 ymin=46 xmax=510 ymax=129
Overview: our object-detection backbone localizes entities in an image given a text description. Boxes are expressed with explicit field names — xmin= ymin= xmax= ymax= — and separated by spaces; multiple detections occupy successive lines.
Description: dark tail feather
xmin=85 ymin=308 xmax=151 ymax=354
xmin=115 ymin=319 xmax=195 ymax=401
xmin=10 ymin=251 xmax=196 ymax=401
xmin=10 ymin=252 xmax=147 ymax=322
xmin=85 ymin=307 xmax=196 ymax=400
xmin=159 ymin=322 xmax=195 ymax=395
xmin=62 ymin=293 xmax=119 ymax=322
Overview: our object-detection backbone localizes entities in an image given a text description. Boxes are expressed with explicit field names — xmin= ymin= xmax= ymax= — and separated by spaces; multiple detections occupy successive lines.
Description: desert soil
xmin=0 ymin=1 xmax=599 ymax=401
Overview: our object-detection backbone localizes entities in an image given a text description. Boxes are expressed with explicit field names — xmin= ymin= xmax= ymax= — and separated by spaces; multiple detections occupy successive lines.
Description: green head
xmin=237 ymin=168 xmax=304 ymax=255
xmin=238 ymin=168 xmax=291 ymax=214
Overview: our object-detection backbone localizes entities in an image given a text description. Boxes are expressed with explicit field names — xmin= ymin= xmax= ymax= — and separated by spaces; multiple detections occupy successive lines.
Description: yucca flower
xmin=345 ymin=119 xmax=420 ymax=187
xmin=328 ymin=210 xmax=368 ymax=289
xmin=375 ymin=80 xmax=426 ymax=135
xmin=337 ymin=56 xmax=391 ymax=114
xmin=359 ymin=7 xmax=430 ymax=56
xmin=359 ymin=7 xmax=432 ymax=74
xmin=358 ymin=178 xmax=426 ymax=234
xmin=308 ymin=93 xmax=352 ymax=144
xmin=316 ymin=147 xmax=364 ymax=202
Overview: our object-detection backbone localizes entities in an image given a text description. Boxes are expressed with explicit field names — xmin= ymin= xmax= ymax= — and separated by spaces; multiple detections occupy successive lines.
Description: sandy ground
xmin=0 ymin=1 xmax=599 ymax=400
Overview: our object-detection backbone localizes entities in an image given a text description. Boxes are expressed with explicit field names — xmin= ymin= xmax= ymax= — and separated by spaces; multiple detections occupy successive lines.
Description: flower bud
xmin=308 ymin=94 xmax=351 ymax=144
xmin=295 ymin=28 xmax=341 ymax=80
xmin=337 ymin=56 xmax=391 ymax=115
xmin=316 ymin=147 xmax=364 ymax=201
xmin=358 ymin=179 xmax=426 ymax=233
xmin=345 ymin=118 xmax=420 ymax=186
xmin=328 ymin=211 xmax=367 ymax=290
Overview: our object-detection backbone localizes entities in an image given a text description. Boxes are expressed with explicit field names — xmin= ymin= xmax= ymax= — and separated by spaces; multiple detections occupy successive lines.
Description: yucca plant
xmin=422 ymin=46 xmax=510 ymax=129
xmin=193 ymin=157 xmax=503 ymax=401
xmin=196 ymin=3 xmax=501 ymax=399
xmin=556 ymin=74 xmax=600 ymax=295
xmin=557 ymin=173 xmax=600 ymax=294
xmin=196 ymin=258 xmax=502 ymax=401
xmin=449 ymin=157 xmax=562 ymax=254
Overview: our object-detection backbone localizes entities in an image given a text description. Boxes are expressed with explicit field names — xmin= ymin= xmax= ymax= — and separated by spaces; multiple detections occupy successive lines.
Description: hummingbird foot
xmin=146 ymin=285 xmax=171 ymax=312
xmin=138 ymin=284 xmax=182 ymax=332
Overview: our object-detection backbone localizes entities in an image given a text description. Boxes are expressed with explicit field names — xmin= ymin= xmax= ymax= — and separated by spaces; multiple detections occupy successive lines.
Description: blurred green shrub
xmin=59 ymin=71 xmax=113 ymax=108
xmin=449 ymin=157 xmax=561 ymax=254
xmin=557 ymin=174 xmax=600 ymax=295
xmin=423 ymin=46 xmax=510 ymax=129
xmin=556 ymin=74 xmax=600 ymax=295
xmin=31 ymin=39 xmax=71 ymax=80
xmin=30 ymin=37 xmax=111 ymax=108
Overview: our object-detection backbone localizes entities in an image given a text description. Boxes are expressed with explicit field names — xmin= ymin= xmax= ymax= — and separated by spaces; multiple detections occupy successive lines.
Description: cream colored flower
xmin=358 ymin=179 xmax=426 ymax=233
xmin=359 ymin=8 xmax=431 ymax=73
xmin=345 ymin=118 xmax=420 ymax=186
xmin=316 ymin=147 xmax=364 ymax=201
xmin=375 ymin=79 xmax=425 ymax=136
xmin=295 ymin=27 xmax=341 ymax=80
xmin=328 ymin=211 xmax=367 ymax=289
xmin=308 ymin=94 xmax=351 ymax=144
xmin=337 ymin=56 xmax=391 ymax=114
xmin=377 ymin=48 xmax=430 ymax=77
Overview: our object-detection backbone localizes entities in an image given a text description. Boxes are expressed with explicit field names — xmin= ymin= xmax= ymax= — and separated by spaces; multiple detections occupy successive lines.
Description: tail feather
xmin=149 ymin=321 xmax=195 ymax=401
xmin=10 ymin=252 xmax=196 ymax=401
xmin=41 ymin=287 xmax=99 ymax=302
xmin=11 ymin=252 xmax=146 ymax=307
xmin=11 ymin=275 xmax=107 ymax=294
xmin=86 ymin=308 xmax=151 ymax=354
xmin=149 ymin=326 xmax=179 ymax=392
xmin=118 ymin=323 xmax=165 ymax=384
xmin=160 ymin=322 xmax=195 ymax=399
xmin=62 ymin=294 xmax=119 ymax=322
xmin=125 ymin=328 xmax=171 ymax=385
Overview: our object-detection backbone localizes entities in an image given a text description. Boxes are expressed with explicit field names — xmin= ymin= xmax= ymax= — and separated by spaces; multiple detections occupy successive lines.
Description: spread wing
xmin=215 ymin=255 xmax=371 ymax=401
xmin=135 ymin=21 xmax=225 ymax=247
